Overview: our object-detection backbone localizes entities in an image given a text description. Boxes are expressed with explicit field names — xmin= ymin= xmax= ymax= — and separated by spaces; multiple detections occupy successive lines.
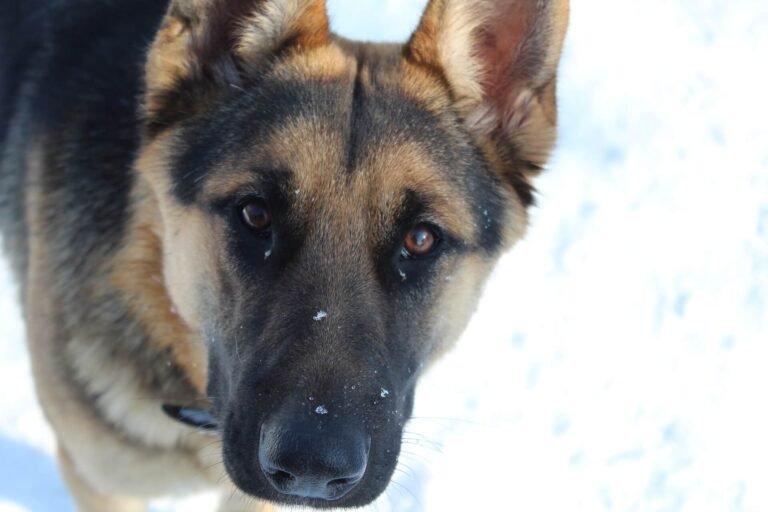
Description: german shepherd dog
xmin=0 ymin=0 xmax=568 ymax=509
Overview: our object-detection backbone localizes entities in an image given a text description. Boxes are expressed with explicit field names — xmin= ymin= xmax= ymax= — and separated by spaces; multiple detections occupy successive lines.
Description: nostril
xmin=266 ymin=468 xmax=294 ymax=487
xmin=328 ymin=474 xmax=362 ymax=489
xmin=259 ymin=418 xmax=369 ymax=500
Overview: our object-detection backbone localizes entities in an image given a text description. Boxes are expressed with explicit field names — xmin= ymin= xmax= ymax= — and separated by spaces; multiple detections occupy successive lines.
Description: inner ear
xmin=405 ymin=0 xmax=569 ymax=193
xmin=235 ymin=0 xmax=330 ymax=72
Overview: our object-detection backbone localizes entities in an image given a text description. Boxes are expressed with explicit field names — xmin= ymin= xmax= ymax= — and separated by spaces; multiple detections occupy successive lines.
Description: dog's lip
xmin=161 ymin=404 xmax=220 ymax=432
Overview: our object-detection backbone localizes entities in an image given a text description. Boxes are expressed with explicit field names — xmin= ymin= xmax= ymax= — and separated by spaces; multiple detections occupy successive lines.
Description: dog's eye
xmin=402 ymin=223 xmax=439 ymax=258
xmin=241 ymin=199 xmax=272 ymax=231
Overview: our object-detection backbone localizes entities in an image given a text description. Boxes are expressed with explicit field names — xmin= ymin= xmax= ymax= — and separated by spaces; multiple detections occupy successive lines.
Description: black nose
xmin=258 ymin=416 xmax=370 ymax=501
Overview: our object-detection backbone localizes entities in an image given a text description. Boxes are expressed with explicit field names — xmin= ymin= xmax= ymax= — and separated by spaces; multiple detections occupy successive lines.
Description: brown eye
xmin=403 ymin=223 xmax=439 ymax=257
xmin=241 ymin=199 xmax=271 ymax=231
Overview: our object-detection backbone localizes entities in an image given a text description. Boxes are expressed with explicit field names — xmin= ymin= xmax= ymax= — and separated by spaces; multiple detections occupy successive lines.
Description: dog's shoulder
xmin=0 ymin=0 xmax=169 ymax=281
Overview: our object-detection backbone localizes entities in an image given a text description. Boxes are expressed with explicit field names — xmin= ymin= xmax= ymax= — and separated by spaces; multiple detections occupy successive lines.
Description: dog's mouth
xmin=162 ymin=404 xmax=219 ymax=432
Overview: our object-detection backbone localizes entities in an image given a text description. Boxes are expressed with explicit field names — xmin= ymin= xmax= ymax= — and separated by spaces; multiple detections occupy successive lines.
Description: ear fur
xmin=144 ymin=0 xmax=329 ymax=133
xmin=406 ymin=0 xmax=569 ymax=190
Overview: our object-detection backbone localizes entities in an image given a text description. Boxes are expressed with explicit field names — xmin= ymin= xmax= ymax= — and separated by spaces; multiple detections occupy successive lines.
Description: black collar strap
xmin=162 ymin=404 xmax=219 ymax=432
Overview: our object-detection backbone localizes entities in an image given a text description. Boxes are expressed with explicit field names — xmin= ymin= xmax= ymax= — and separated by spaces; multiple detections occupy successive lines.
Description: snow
xmin=313 ymin=310 xmax=328 ymax=322
xmin=314 ymin=406 xmax=329 ymax=416
xmin=2 ymin=0 xmax=767 ymax=511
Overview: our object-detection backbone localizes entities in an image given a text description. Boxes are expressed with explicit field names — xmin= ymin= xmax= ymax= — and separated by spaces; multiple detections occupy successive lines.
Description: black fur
xmin=0 ymin=0 xmax=196 ymax=437
xmin=0 ymin=0 xmax=169 ymax=283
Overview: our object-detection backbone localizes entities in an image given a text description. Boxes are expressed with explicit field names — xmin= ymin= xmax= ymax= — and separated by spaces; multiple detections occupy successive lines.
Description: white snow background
xmin=2 ymin=0 xmax=767 ymax=510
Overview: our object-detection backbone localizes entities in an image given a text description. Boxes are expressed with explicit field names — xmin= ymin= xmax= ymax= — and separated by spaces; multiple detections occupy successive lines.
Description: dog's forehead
xmin=173 ymin=44 xmax=480 ymax=239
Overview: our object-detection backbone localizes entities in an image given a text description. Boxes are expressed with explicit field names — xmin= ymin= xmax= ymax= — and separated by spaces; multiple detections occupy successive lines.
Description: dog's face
xmin=138 ymin=0 xmax=568 ymax=507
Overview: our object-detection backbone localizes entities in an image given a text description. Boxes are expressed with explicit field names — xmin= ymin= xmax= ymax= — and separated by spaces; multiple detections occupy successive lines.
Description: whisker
xmin=234 ymin=326 xmax=243 ymax=365
xmin=408 ymin=415 xmax=519 ymax=428
xmin=394 ymin=467 xmax=417 ymax=483
xmin=402 ymin=435 xmax=443 ymax=449
xmin=193 ymin=438 xmax=223 ymax=451
xmin=398 ymin=449 xmax=438 ymax=465
xmin=388 ymin=479 xmax=422 ymax=508
xmin=401 ymin=439 xmax=444 ymax=455
xmin=202 ymin=459 xmax=226 ymax=472
xmin=179 ymin=428 xmax=224 ymax=441
xmin=408 ymin=415 xmax=490 ymax=425
xmin=226 ymin=486 xmax=238 ymax=506
xmin=216 ymin=471 xmax=231 ymax=486
xmin=394 ymin=460 xmax=419 ymax=477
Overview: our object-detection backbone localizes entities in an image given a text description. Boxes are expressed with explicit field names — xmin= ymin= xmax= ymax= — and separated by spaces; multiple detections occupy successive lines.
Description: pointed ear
xmin=144 ymin=0 xmax=329 ymax=133
xmin=405 ymin=0 xmax=569 ymax=191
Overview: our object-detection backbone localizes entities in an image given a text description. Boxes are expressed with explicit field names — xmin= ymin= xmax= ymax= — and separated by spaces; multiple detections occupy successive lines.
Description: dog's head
xmin=138 ymin=0 xmax=568 ymax=507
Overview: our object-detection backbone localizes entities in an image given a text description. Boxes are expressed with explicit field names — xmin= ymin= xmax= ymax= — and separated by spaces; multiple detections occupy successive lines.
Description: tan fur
xmin=162 ymin=206 xmax=222 ymax=330
xmin=218 ymin=496 xmax=280 ymax=512
xmin=236 ymin=0 xmax=330 ymax=70
xmin=144 ymin=16 xmax=196 ymax=120
xmin=398 ymin=58 xmax=454 ymax=113
xmin=24 ymin=143 xmax=218 ymax=504
xmin=57 ymin=449 xmax=145 ymax=512
xmin=23 ymin=141 xmax=259 ymax=510
xmin=426 ymin=254 xmax=489 ymax=363
xmin=272 ymin=43 xmax=355 ymax=81
xmin=254 ymin=115 xmax=478 ymax=246
xmin=111 ymin=187 xmax=208 ymax=394
xmin=135 ymin=132 xmax=226 ymax=334
xmin=408 ymin=0 xmax=487 ymax=105
xmin=146 ymin=0 xmax=333 ymax=120
xmin=363 ymin=141 xmax=477 ymax=245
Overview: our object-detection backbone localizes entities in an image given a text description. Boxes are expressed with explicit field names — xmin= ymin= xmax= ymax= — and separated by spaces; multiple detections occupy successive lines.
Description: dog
xmin=0 ymin=0 xmax=569 ymax=510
